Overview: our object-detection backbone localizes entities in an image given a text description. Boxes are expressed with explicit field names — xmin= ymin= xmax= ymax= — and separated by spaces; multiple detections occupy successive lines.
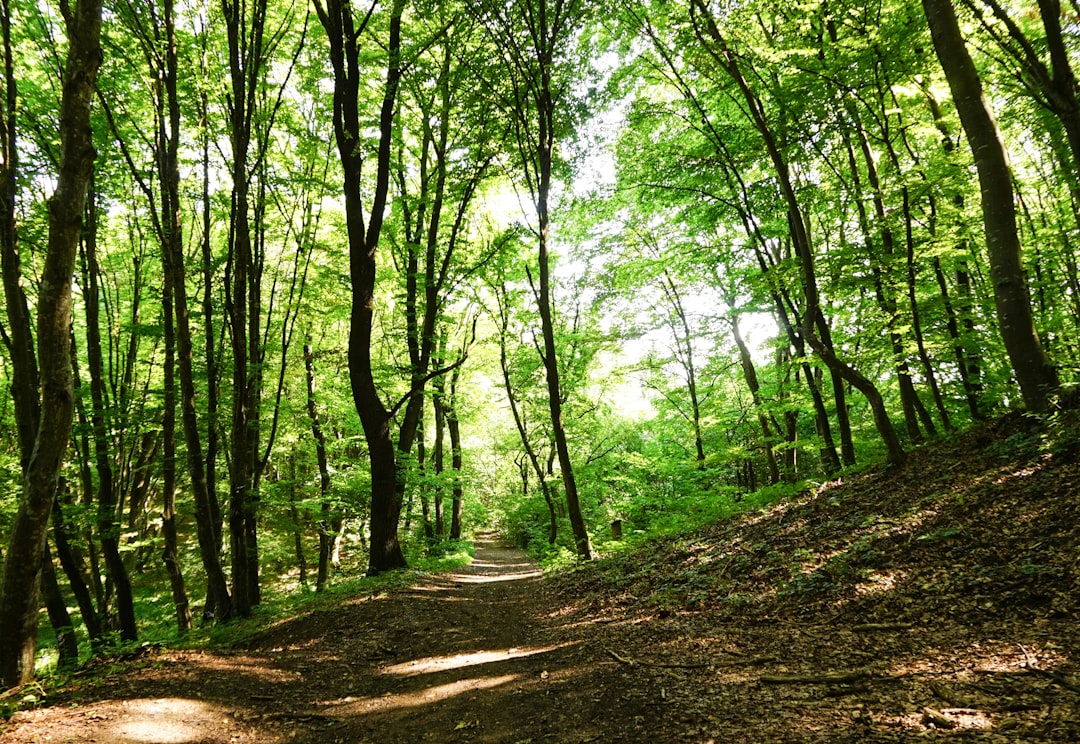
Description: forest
xmin=0 ymin=0 xmax=1077 ymax=692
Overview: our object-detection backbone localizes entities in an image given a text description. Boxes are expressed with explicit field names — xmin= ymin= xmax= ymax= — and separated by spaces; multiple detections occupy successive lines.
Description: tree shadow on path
xmin=0 ymin=536 xmax=613 ymax=744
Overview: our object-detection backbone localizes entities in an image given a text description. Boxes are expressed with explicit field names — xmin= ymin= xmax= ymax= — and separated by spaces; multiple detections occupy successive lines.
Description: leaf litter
xmin=2 ymin=410 xmax=1079 ymax=742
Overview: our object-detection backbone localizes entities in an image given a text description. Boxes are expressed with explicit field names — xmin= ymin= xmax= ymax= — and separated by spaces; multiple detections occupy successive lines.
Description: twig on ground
xmin=851 ymin=623 xmax=915 ymax=632
xmin=1017 ymin=643 xmax=1080 ymax=695
xmin=605 ymin=648 xmax=710 ymax=669
xmin=921 ymin=706 xmax=957 ymax=729
xmin=759 ymin=670 xmax=869 ymax=685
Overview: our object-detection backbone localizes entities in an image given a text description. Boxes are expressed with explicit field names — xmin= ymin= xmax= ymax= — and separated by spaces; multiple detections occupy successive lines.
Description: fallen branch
xmin=851 ymin=622 xmax=914 ymax=632
xmin=921 ymin=706 xmax=957 ymax=729
xmin=759 ymin=670 xmax=868 ymax=685
xmin=1025 ymin=666 xmax=1080 ymax=695
xmin=929 ymin=681 xmax=972 ymax=708
xmin=605 ymin=648 xmax=710 ymax=669
xmin=607 ymin=648 xmax=636 ymax=666
xmin=1018 ymin=643 xmax=1080 ymax=695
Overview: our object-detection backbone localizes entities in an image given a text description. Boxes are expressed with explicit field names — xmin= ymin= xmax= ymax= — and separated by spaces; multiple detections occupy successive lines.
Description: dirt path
xmin=7 ymin=434 xmax=1080 ymax=744
xmin=0 ymin=537 xmax=615 ymax=744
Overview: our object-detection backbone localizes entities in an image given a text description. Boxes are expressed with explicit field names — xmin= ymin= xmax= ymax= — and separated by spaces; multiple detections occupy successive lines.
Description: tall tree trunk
xmin=223 ymin=0 xmax=269 ymax=615
xmin=160 ymin=227 xmax=191 ymax=633
xmin=198 ymin=49 xmax=223 ymax=575
xmin=304 ymin=344 xmax=336 ymax=591
xmin=0 ymin=0 xmax=102 ymax=685
xmin=922 ymin=0 xmax=1059 ymax=412
xmin=691 ymin=0 xmax=905 ymax=464
xmin=447 ymin=364 xmax=464 ymax=541
xmin=729 ymin=315 xmax=781 ymax=486
xmin=0 ymin=0 xmax=38 ymax=474
xmin=314 ymin=0 xmax=407 ymax=574
xmin=433 ymin=358 xmax=447 ymax=539
xmin=80 ymin=181 xmax=137 ymax=641
xmin=149 ymin=0 xmax=232 ymax=623
xmin=534 ymin=24 xmax=593 ymax=560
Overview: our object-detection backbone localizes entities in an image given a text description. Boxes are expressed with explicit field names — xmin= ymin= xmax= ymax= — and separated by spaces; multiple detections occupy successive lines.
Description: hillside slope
xmin=546 ymin=409 xmax=1080 ymax=740
xmin=1 ymin=409 xmax=1078 ymax=743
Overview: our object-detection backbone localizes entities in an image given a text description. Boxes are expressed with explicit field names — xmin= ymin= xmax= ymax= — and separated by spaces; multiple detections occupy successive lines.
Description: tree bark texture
xmin=314 ymin=0 xmax=407 ymax=574
xmin=0 ymin=0 xmax=102 ymax=686
xmin=923 ymin=0 xmax=1059 ymax=413
xmin=305 ymin=344 xmax=336 ymax=591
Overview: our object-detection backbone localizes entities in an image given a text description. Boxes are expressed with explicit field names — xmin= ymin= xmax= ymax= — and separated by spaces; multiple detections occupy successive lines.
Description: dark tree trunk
xmin=304 ymin=345 xmax=336 ymax=591
xmin=447 ymin=365 xmax=464 ymax=541
xmin=0 ymin=0 xmax=102 ymax=685
xmin=160 ymin=228 xmax=191 ymax=633
xmin=534 ymin=17 xmax=593 ymax=560
xmin=433 ymin=362 xmax=447 ymax=539
xmin=0 ymin=0 xmax=38 ymax=475
xmin=50 ymin=489 xmax=103 ymax=648
xmin=151 ymin=0 xmax=232 ymax=622
xmin=923 ymin=0 xmax=1059 ymax=412
xmin=198 ymin=56 xmax=223 ymax=570
xmin=314 ymin=0 xmax=407 ymax=575
xmin=40 ymin=542 xmax=78 ymax=670
xmin=416 ymin=412 xmax=434 ymax=540
xmin=80 ymin=182 xmax=137 ymax=642
xmin=223 ymin=0 xmax=269 ymax=615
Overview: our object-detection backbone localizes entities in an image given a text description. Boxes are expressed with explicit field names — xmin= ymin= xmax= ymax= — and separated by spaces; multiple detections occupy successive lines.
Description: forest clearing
xmin=2 ymin=410 xmax=1078 ymax=743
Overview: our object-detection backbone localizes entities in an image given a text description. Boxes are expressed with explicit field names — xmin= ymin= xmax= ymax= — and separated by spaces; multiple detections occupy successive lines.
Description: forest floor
xmin=2 ymin=410 xmax=1080 ymax=742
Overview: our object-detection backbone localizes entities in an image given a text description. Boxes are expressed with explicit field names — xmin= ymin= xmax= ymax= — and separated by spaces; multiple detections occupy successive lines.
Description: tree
xmin=0 ymin=0 xmax=102 ymax=685
xmin=314 ymin=0 xmax=407 ymax=574
xmin=473 ymin=0 xmax=596 ymax=559
xmin=922 ymin=0 xmax=1060 ymax=413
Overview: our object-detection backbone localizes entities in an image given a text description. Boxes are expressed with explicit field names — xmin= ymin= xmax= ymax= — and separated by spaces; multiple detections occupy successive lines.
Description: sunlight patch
xmin=855 ymin=570 xmax=905 ymax=596
xmin=449 ymin=569 xmax=542 ymax=583
xmin=381 ymin=643 xmax=571 ymax=676
xmin=111 ymin=698 xmax=227 ymax=743
xmin=329 ymin=674 xmax=520 ymax=714
xmin=447 ymin=559 xmax=543 ymax=583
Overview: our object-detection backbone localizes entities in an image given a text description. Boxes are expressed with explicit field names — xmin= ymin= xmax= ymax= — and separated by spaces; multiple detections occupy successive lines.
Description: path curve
xmin=0 ymin=536 xmax=604 ymax=744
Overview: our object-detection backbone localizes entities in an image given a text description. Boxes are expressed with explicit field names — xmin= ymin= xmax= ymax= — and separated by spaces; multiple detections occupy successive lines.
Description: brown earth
xmin=1 ymin=411 xmax=1079 ymax=742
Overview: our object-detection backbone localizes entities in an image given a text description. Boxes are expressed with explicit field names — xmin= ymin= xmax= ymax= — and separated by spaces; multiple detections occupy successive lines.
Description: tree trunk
xmin=314 ymin=0 xmax=407 ymax=575
xmin=923 ymin=0 xmax=1059 ymax=412
xmin=659 ymin=272 xmax=706 ymax=466
xmin=447 ymin=365 xmax=464 ymax=541
xmin=498 ymin=287 xmax=558 ymax=545
xmin=0 ymin=0 xmax=38 ymax=475
xmin=535 ymin=43 xmax=593 ymax=561
xmin=0 ymin=0 xmax=102 ymax=685
xmin=304 ymin=344 xmax=336 ymax=591
xmin=730 ymin=315 xmax=781 ymax=486
xmin=40 ymin=542 xmax=78 ymax=671
xmin=50 ymin=489 xmax=103 ymax=648
xmin=223 ymin=0 xmax=268 ymax=615
xmin=433 ymin=362 xmax=447 ymax=539
xmin=160 ymin=235 xmax=191 ymax=633
xmin=80 ymin=181 xmax=137 ymax=642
